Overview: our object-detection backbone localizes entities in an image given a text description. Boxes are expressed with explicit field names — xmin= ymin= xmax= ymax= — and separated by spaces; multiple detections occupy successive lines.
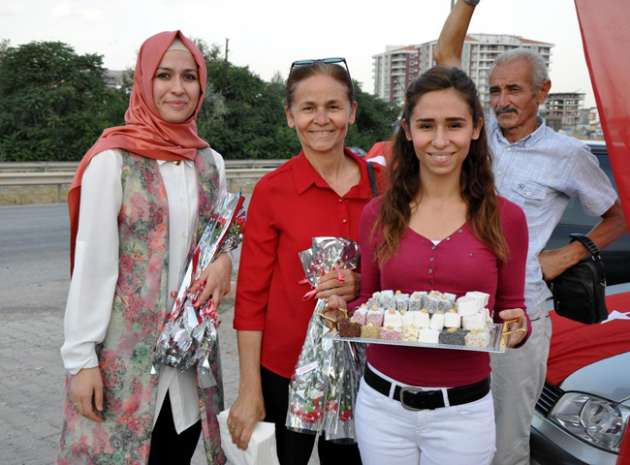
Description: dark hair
xmin=375 ymin=66 xmax=508 ymax=263
xmin=285 ymin=63 xmax=354 ymax=107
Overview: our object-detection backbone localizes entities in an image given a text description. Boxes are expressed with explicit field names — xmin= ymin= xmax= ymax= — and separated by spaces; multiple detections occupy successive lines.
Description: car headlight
xmin=549 ymin=392 xmax=630 ymax=453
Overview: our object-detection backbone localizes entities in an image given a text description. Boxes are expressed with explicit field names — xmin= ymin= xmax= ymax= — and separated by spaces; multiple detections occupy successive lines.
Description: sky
xmin=0 ymin=0 xmax=596 ymax=107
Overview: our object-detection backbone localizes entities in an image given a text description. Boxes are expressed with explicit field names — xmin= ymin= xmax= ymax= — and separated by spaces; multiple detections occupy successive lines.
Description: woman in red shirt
xmin=343 ymin=66 xmax=530 ymax=465
xmin=228 ymin=59 xmax=378 ymax=465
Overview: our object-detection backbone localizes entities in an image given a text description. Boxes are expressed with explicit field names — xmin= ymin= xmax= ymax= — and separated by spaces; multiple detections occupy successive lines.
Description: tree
xmin=197 ymin=42 xmax=297 ymax=159
xmin=0 ymin=41 xmax=126 ymax=161
xmin=0 ymin=39 xmax=400 ymax=162
xmin=0 ymin=39 xmax=9 ymax=61
xmin=195 ymin=40 xmax=399 ymax=160
xmin=347 ymin=80 xmax=400 ymax=151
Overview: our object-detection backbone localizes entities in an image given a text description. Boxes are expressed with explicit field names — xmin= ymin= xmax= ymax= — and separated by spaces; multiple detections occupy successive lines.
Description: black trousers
xmin=148 ymin=395 xmax=202 ymax=465
xmin=261 ymin=366 xmax=362 ymax=465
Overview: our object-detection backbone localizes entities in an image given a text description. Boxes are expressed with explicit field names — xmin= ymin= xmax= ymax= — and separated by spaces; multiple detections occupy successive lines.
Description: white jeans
xmin=491 ymin=315 xmax=552 ymax=465
xmin=355 ymin=369 xmax=496 ymax=465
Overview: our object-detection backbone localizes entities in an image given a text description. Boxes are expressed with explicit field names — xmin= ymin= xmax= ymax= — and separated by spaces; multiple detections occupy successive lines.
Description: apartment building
xmin=373 ymin=34 xmax=553 ymax=107
xmin=545 ymin=92 xmax=586 ymax=131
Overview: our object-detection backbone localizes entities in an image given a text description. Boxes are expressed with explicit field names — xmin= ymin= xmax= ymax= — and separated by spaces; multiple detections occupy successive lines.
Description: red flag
xmin=575 ymin=0 xmax=630 ymax=232
xmin=620 ymin=427 xmax=630 ymax=465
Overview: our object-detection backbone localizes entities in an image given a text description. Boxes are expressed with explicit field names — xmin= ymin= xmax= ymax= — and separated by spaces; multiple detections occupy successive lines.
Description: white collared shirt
xmin=61 ymin=148 xmax=227 ymax=433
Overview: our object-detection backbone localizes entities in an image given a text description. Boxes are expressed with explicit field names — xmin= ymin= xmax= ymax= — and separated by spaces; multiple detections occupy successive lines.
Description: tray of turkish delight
xmin=324 ymin=290 xmax=513 ymax=353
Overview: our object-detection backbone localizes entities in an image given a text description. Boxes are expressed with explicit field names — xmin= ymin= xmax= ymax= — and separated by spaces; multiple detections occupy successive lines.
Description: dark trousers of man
xmin=261 ymin=366 xmax=362 ymax=465
xmin=148 ymin=394 xmax=202 ymax=465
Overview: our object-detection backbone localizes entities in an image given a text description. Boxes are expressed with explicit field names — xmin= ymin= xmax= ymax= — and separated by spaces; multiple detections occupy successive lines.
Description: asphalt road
xmin=0 ymin=202 xmax=316 ymax=465
xmin=1 ymin=204 xmax=71 ymax=464
xmin=0 ymin=203 xmax=70 ymax=315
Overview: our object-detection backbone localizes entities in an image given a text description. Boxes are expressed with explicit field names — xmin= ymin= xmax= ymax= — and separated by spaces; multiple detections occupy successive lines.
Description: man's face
xmin=489 ymin=59 xmax=549 ymax=139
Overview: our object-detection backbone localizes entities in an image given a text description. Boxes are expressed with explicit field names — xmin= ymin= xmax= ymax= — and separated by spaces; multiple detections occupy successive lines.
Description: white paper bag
xmin=218 ymin=409 xmax=280 ymax=465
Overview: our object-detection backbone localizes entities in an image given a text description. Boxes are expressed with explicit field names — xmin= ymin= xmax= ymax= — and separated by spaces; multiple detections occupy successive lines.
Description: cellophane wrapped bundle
xmin=286 ymin=237 xmax=364 ymax=442
xmin=320 ymin=339 xmax=365 ymax=442
xmin=153 ymin=192 xmax=245 ymax=388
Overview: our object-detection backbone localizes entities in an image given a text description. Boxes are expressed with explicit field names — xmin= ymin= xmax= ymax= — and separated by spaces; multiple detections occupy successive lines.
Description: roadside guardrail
xmin=0 ymin=161 xmax=286 ymax=205
xmin=0 ymin=159 xmax=286 ymax=173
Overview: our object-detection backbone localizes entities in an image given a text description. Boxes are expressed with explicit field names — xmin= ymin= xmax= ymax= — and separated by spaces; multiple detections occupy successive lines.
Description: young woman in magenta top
xmin=228 ymin=60 xmax=380 ymax=465
xmin=339 ymin=66 xmax=531 ymax=465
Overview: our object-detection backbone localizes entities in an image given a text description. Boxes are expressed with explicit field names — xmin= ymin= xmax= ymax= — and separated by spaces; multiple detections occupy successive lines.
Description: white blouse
xmin=61 ymin=148 xmax=227 ymax=433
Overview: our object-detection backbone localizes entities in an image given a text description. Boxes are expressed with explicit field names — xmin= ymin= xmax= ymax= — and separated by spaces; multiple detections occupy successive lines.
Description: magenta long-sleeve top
xmin=353 ymin=196 xmax=530 ymax=387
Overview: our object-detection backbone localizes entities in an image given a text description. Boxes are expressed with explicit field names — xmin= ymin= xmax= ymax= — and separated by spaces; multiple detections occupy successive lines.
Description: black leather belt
xmin=364 ymin=365 xmax=490 ymax=411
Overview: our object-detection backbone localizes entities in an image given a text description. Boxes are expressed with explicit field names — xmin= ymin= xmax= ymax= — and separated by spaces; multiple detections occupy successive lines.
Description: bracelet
xmin=463 ymin=0 xmax=480 ymax=6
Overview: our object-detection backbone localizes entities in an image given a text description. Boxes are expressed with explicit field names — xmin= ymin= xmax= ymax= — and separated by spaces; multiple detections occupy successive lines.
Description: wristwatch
xmin=463 ymin=0 xmax=480 ymax=6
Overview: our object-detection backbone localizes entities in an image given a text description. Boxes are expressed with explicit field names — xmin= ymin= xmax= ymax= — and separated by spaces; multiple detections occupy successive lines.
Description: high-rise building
xmin=373 ymin=34 xmax=553 ymax=107
xmin=373 ymin=46 xmax=422 ymax=106
xmin=545 ymin=92 xmax=585 ymax=132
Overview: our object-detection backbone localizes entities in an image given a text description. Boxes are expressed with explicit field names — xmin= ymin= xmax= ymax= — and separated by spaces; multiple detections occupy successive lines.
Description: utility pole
xmin=224 ymin=38 xmax=229 ymax=63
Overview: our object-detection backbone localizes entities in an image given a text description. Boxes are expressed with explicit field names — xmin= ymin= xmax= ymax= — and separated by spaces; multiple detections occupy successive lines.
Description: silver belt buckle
xmin=399 ymin=386 xmax=425 ymax=411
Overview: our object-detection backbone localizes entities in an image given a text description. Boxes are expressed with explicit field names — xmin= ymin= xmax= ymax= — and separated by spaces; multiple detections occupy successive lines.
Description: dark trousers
xmin=261 ymin=366 xmax=362 ymax=465
xmin=148 ymin=395 xmax=202 ymax=465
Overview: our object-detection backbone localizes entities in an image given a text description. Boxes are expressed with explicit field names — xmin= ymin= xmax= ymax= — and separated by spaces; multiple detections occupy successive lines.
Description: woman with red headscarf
xmin=58 ymin=31 xmax=229 ymax=465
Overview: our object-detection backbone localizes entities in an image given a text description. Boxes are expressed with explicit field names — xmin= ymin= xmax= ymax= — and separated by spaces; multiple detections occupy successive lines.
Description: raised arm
xmin=434 ymin=0 xmax=478 ymax=68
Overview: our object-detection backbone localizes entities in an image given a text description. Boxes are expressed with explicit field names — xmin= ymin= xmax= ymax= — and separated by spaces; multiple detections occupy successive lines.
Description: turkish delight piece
xmin=409 ymin=291 xmax=427 ymax=311
xmin=395 ymin=291 xmax=410 ymax=312
xmin=425 ymin=294 xmax=441 ymax=314
xmin=380 ymin=328 xmax=401 ymax=340
xmin=401 ymin=326 xmax=418 ymax=342
xmin=462 ymin=312 xmax=486 ymax=331
xmin=366 ymin=308 xmax=384 ymax=327
xmin=456 ymin=296 xmax=481 ymax=316
xmin=361 ymin=324 xmax=380 ymax=339
xmin=418 ymin=328 xmax=440 ymax=344
xmin=465 ymin=291 xmax=490 ymax=308
xmin=444 ymin=311 xmax=461 ymax=329
xmin=383 ymin=308 xmax=403 ymax=331
xmin=430 ymin=312 xmax=445 ymax=331
xmin=350 ymin=306 xmax=368 ymax=325
xmin=465 ymin=329 xmax=491 ymax=348
xmin=414 ymin=310 xmax=431 ymax=328
xmin=379 ymin=290 xmax=395 ymax=308
xmin=438 ymin=296 xmax=453 ymax=312
xmin=443 ymin=292 xmax=457 ymax=305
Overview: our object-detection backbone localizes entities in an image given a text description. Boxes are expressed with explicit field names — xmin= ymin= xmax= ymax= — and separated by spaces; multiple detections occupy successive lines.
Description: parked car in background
xmin=530 ymin=141 xmax=630 ymax=465
xmin=530 ymin=284 xmax=630 ymax=465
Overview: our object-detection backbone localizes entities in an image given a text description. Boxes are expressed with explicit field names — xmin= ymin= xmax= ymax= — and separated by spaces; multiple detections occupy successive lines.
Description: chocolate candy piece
xmin=338 ymin=318 xmax=362 ymax=337
xmin=438 ymin=328 xmax=468 ymax=346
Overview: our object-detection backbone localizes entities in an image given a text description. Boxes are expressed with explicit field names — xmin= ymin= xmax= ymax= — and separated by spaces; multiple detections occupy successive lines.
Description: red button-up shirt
xmin=234 ymin=149 xmax=380 ymax=378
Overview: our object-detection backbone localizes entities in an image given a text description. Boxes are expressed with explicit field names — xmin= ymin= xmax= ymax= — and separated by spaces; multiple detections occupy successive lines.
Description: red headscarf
xmin=67 ymin=30 xmax=209 ymax=273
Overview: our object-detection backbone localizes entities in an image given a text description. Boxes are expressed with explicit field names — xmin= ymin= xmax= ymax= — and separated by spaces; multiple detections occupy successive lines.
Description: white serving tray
xmin=326 ymin=323 xmax=508 ymax=354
